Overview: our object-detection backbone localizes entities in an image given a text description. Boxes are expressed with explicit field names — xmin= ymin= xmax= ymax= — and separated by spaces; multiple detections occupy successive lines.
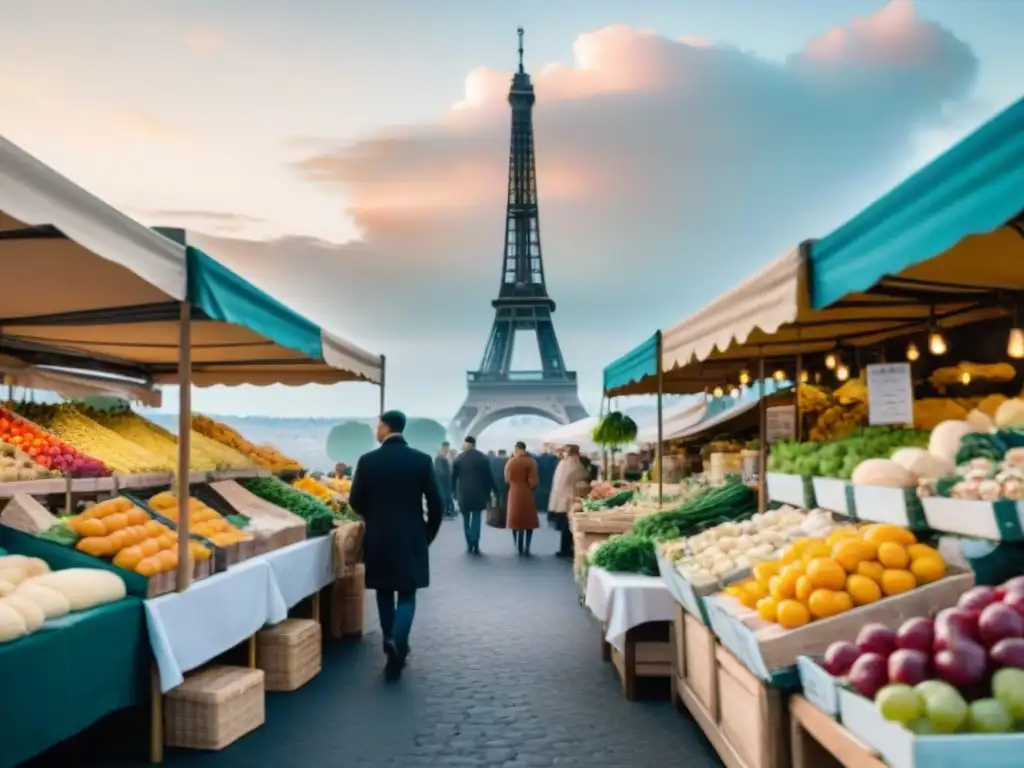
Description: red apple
xmin=979 ymin=603 xmax=1024 ymax=647
xmin=990 ymin=638 xmax=1024 ymax=670
xmin=823 ymin=641 xmax=861 ymax=677
xmin=935 ymin=607 xmax=980 ymax=649
xmin=888 ymin=648 xmax=932 ymax=686
xmin=849 ymin=653 xmax=889 ymax=698
xmin=1003 ymin=590 xmax=1024 ymax=622
xmin=1001 ymin=576 xmax=1024 ymax=594
xmin=856 ymin=623 xmax=898 ymax=658
xmin=959 ymin=586 xmax=999 ymax=615
xmin=896 ymin=617 xmax=935 ymax=654
xmin=935 ymin=635 xmax=988 ymax=688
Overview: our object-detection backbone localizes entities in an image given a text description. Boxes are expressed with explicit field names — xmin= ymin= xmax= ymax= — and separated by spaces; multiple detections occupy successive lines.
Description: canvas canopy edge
xmin=602 ymin=332 xmax=659 ymax=396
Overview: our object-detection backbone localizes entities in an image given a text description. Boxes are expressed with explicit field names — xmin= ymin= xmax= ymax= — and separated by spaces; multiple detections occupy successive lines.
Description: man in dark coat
xmin=434 ymin=441 xmax=455 ymax=518
xmin=534 ymin=444 xmax=558 ymax=515
xmin=451 ymin=435 xmax=496 ymax=554
xmin=348 ymin=410 xmax=443 ymax=680
xmin=491 ymin=448 xmax=509 ymax=512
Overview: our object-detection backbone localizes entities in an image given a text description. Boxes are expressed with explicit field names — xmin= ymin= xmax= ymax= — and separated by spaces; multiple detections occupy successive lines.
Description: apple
xmin=992 ymin=667 xmax=1024 ymax=719
xmin=1002 ymin=590 xmax=1024 ymax=621
xmin=849 ymin=653 xmax=889 ymax=699
xmin=934 ymin=634 xmax=988 ymax=688
xmin=856 ymin=623 xmax=898 ymax=658
xmin=888 ymin=649 xmax=931 ymax=686
xmin=958 ymin=586 xmax=999 ymax=615
xmin=1001 ymin=576 xmax=1024 ymax=594
xmin=978 ymin=603 xmax=1024 ymax=647
xmin=896 ymin=617 xmax=934 ymax=653
xmin=990 ymin=637 xmax=1024 ymax=670
xmin=823 ymin=641 xmax=861 ymax=677
xmin=934 ymin=607 xmax=980 ymax=649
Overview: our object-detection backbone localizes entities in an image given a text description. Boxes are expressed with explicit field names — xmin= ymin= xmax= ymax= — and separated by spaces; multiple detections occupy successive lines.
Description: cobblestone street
xmin=49 ymin=519 xmax=722 ymax=767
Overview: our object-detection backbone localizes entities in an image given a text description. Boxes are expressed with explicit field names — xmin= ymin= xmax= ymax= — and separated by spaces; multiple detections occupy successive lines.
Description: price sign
xmin=765 ymin=405 xmax=796 ymax=443
xmin=866 ymin=363 xmax=914 ymax=425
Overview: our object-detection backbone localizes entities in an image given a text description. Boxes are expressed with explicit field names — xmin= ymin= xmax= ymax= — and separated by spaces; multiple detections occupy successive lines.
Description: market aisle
xmin=52 ymin=520 xmax=722 ymax=767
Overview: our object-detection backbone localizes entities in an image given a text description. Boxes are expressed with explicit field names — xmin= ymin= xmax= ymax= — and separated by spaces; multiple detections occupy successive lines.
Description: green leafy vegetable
xmin=591 ymin=534 xmax=658 ymax=575
xmin=244 ymin=477 xmax=337 ymax=536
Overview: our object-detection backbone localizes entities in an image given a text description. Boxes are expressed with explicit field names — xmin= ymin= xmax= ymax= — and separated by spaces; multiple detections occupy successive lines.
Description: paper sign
xmin=866 ymin=363 xmax=913 ymax=425
xmin=765 ymin=405 xmax=796 ymax=443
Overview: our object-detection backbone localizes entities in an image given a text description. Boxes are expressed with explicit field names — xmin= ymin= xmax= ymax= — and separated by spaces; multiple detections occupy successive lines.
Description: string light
xmin=1009 ymin=328 xmax=1024 ymax=359
xmin=729 ymin=387 xmax=740 ymax=399
xmin=799 ymin=370 xmax=809 ymax=384
xmin=906 ymin=342 xmax=920 ymax=362
xmin=825 ymin=353 xmax=837 ymax=370
xmin=772 ymin=369 xmax=785 ymax=382
xmin=928 ymin=330 xmax=948 ymax=356
xmin=814 ymin=371 xmax=823 ymax=384
xmin=712 ymin=386 xmax=724 ymax=398
xmin=960 ymin=371 xmax=971 ymax=385
xmin=738 ymin=370 xmax=751 ymax=386
xmin=836 ymin=364 xmax=850 ymax=382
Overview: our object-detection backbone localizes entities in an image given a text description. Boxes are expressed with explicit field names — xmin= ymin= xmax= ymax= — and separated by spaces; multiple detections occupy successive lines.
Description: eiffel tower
xmin=449 ymin=28 xmax=588 ymax=444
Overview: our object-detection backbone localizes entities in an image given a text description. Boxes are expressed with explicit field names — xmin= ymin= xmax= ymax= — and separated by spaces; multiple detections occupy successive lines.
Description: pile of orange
xmin=724 ymin=523 xmax=946 ymax=630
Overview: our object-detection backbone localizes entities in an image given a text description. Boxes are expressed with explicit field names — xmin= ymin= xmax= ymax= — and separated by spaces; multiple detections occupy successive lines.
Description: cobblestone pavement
xmin=58 ymin=519 xmax=723 ymax=766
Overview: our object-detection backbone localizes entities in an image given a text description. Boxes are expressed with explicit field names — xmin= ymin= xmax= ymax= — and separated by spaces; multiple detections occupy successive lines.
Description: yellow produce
xmin=192 ymin=414 xmax=302 ymax=472
xmin=857 ymin=560 xmax=885 ymax=583
xmin=862 ymin=524 xmax=917 ymax=547
xmin=806 ymin=558 xmax=847 ymax=590
xmin=910 ymin=556 xmax=946 ymax=584
xmin=293 ymin=476 xmax=341 ymax=511
xmin=877 ymin=541 xmax=910 ymax=569
xmin=756 ymin=596 xmax=778 ymax=622
xmin=808 ymin=589 xmax=853 ymax=619
xmin=40 ymin=405 xmax=167 ymax=474
xmin=881 ymin=569 xmax=916 ymax=596
xmin=795 ymin=575 xmax=814 ymax=603
xmin=147 ymin=493 xmax=252 ymax=547
xmin=846 ymin=574 xmax=881 ymax=605
xmin=776 ymin=599 xmax=810 ymax=629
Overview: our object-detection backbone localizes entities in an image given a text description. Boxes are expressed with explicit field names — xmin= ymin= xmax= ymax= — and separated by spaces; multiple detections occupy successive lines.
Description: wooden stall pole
xmin=175 ymin=300 xmax=193 ymax=593
xmin=378 ymin=354 xmax=387 ymax=415
xmin=149 ymin=663 xmax=164 ymax=763
xmin=795 ymin=350 xmax=803 ymax=442
xmin=758 ymin=350 xmax=767 ymax=514
xmin=311 ymin=590 xmax=321 ymax=623
xmin=655 ymin=330 xmax=664 ymax=504
xmin=248 ymin=634 xmax=257 ymax=668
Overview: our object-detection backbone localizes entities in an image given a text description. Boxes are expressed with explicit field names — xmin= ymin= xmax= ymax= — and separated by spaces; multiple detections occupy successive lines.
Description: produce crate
xmin=796 ymin=655 xmax=841 ymax=718
xmin=766 ymin=473 xmax=815 ymax=508
xmin=256 ymin=618 xmax=322 ymax=692
xmin=810 ymin=477 xmax=856 ymax=518
xmin=850 ymin=486 xmax=927 ymax=530
xmin=683 ymin=609 xmax=719 ymax=716
xmin=838 ymin=686 xmax=1024 ymax=768
xmin=789 ymin=695 xmax=885 ymax=768
xmin=715 ymin=645 xmax=791 ymax=768
xmin=570 ymin=510 xmax=637 ymax=586
xmin=329 ymin=563 xmax=365 ymax=640
xmin=701 ymin=570 xmax=973 ymax=682
xmin=922 ymin=497 xmax=1024 ymax=541
xmin=601 ymin=620 xmax=672 ymax=701
xmin=332 ymin=519 xmax=364 ymax=578
xmin=657 ymin=551 xmax=713 ymax=626
xmin=199 ymin=481 xmax=306 ymax=556
xmin=164 ymin=666 xmax=265 ymax=750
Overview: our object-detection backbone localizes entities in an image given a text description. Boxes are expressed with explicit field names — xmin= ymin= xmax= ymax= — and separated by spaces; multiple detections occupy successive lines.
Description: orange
xmin=857 ymin=560 xmax=885 ymax=583
xmin=846 ymin=573 xmax=882 ymax=606
xmin=771 ymin=569 xmax=801 ymax=601
xmin=753 ymin=561 xmax=782 ymax=587
xmin=781 ymin=541 xmax=808 ymax=564
xmin=863 ymin=524 xmax=917 ymax=547
xmin=877 ymin=541 xmax=910 ymax=569
xmin=795 ymin=575 xmax=814 ymax=603
xmin=881 ymin=569 xmax=917 ymax=596
xmin=806 ymin=558 xmax=847 ymax=590
xmin=756 ymin=596 xmax=779 ymax=623
xmin=907 ymin=543 xmax=941 ymax=562
xmin=740 ymin=581 xmax=768 ymax=608
xmin=801 ymin=540 xmax=833 ymax=562
xmin=833 ymin=539 xmax=877 ymax=572
xmin=808 ymin=589 xmax=854 ymax=620
xmin=910 ymin=556 xmax=946 ymax=585
xmin=776 ymin=599 xmax=810 ymax=629
xmin=826 ymin=526 xmax=860 ymax=547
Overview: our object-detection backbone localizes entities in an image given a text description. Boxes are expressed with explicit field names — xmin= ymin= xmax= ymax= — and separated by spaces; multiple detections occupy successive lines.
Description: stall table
xmin=584 ymin=566 xmax=675 ymax=699
xmin=261 ymin=534 xmax=334 ymax=614
xmin=788 ymin=695 xmax=886 ymax=768
xmin=0 ymin=597 xmax=149 ymax=768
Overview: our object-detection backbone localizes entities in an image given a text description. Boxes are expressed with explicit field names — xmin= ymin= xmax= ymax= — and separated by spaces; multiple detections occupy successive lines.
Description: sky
xmin=0 ymin=0 xmax=1021 ymax=425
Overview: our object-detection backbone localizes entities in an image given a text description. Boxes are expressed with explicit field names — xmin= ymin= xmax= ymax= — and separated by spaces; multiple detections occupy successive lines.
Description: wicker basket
xmin=329 ymin=564 xmax=365 ymax=640
xmin=257 ymin=619 xmax=322 ymax=692
xmin=164 ymin=666 xmax=265 ymax=750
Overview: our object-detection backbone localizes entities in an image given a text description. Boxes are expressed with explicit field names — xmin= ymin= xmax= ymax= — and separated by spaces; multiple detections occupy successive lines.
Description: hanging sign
xmin=766 ymin=405 xmax=796 ymax=443
xmin=866 ymin=363 xmax=914 ymax=425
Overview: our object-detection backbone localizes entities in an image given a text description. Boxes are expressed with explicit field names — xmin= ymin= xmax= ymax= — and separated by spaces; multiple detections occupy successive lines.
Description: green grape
xmin=876 ymin=684 xmax=923 ymax=724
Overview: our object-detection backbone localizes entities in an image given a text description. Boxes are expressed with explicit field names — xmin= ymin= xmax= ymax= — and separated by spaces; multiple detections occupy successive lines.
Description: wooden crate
xmin=329 ymin=563 xmax=365 ymax=640
xmin=789 ymin=695 xmax=884 ymax=768
xmin=164 ymin=666 xmax=265 ymax=751
xmin=684 ymin=611 xmax=718 ymax=716
xmin=256 ymin=619 xmax=322 ymax=692
xmin=602 ymin=620 xmax=671 ymax=701
xmin=715 ymin=646 xmax=790 ymax=768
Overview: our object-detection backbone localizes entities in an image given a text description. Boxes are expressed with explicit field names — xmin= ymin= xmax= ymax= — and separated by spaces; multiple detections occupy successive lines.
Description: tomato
xmin=26 ymin=446 xmax=38 ymax=457
xmin=0 ymin=419 xmax=9 ymax=431
xmin=37 ymin=455 xmax=51 ymax=469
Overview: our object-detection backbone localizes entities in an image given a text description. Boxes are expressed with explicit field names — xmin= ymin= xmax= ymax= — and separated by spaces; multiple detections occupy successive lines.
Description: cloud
xmin=206 ymin=0 xmax=978 ymax=414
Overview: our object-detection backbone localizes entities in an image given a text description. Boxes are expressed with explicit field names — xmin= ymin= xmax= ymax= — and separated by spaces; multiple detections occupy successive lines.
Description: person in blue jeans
xmin=348 ymin=410 xmax=444 ymax=681
xmin=451 ymin=435 xmax=497 ymax=554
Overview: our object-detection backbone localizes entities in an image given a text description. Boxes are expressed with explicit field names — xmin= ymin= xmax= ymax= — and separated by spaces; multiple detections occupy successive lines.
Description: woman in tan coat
xmin=505 ymin=441 xmax=540 ymax=555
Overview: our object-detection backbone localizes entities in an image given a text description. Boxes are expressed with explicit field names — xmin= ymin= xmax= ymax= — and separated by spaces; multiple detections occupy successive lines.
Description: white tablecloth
xmin=146 ymin=558 xmax=288 ymax=692
xmin=261 ymin=535 xmax=335 ymax=609
xmin=585 ymin=567 xmax=676 ymax=653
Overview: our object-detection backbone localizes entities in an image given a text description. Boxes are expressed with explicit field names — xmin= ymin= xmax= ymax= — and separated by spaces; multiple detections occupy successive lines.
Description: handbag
xmin=486 ymin=494 xmax=507 ymax=529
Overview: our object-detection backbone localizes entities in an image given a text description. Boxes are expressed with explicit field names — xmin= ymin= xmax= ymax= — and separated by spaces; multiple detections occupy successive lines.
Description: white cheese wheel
xmin=0 ymin=567 xmax=26 ymax=587
xmin=16 ymin=583 xmax=70 ymax=619
xmin=0 ymin=603 xmax=28 ymax=643
xmin=0 ymin=555 xmax=50 ymax=578
xmin=0 ymin=594 xmax=45 ymax=632
xmin=28 ymin=568 xmax=127 ymax=611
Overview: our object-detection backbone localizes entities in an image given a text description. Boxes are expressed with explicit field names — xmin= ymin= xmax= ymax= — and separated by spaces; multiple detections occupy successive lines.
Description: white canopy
xmin=0 ymin=354 xmax=161 ymax=407
xmin=634 ymin=398 xmax=706 ymax=444
xmin=542 ymin=415 xmax=601 ymax=447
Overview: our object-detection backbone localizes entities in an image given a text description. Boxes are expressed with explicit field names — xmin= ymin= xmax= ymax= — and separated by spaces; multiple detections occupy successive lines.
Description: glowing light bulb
xmin=836 ymin=364 xmax=850 ymax=382
xmin=729 ymin=387 xmax=740 ymax=399
xmin=960 ymin=371 xmax=971 ymax=385
xmin=712 ymin=386 xmax=724 ymax=398
xmin=738 ymin=370 xmax=751 ymax=386
xmin=814 ymin=371 xmax=822 ymax=384
xmin=772 ymin=369 xmax=785 ymax=381
xmin=799 ymin=370 xmax=809 ymax=384
xmin=906 ymin=342 xmax=920 ymax=362
xmin=1009 ymin=328 xmax=1024 ymax=359
xmin=825 ymin=353 xmax=837 ymax=370
xmin=928 ymin=331 xmax=947 ymax=356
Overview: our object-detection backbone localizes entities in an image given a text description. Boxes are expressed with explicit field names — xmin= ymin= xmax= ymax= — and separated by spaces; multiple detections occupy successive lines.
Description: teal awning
xmin=603 ymin=333 xmax=659 ymax=395
xmin=811 ymin=97 xmax=1024 ymax=309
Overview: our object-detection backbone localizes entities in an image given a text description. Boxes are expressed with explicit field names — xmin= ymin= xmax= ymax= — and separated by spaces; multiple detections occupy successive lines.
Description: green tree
xmin=403 ymin=418 xmax=447 ymax=454
xmin=326 ymin=421 xmax=375 ymax=464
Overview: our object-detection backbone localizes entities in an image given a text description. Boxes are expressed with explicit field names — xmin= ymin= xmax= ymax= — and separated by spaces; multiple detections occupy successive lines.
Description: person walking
xmin=505 ymin=441 xmax=540 ymax=555
xmin=548 ymin=444 xmax=590 ymax=558
xmin=434 ymin=441 xmax=456 ymax=519
xmin=535 ymin=443 xmax=558 ymax=517
xmin=451 ymin=436 xmax=496 ymax=554
xmin=348 ymin=410 xmax=444 ymax=681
